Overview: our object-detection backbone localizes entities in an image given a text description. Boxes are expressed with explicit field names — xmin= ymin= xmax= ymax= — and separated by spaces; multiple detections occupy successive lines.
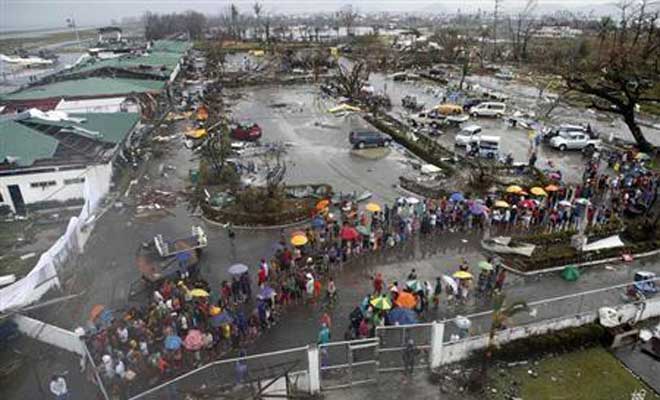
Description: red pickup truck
xmin=230 ymin=123 xmax=262 ymax=141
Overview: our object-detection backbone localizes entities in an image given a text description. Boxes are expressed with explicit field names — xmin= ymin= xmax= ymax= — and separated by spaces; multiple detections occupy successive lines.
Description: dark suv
xmin=349 ymin=131 xmax=391 ymax=149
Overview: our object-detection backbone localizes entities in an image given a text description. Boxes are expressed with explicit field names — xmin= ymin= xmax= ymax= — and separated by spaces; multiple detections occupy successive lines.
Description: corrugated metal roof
xmin=150 ymin=40 xmax=191 ymax=54
xmin=67 ymin=51 xmax=181 ymax=76
xmin=2 ymin=78 xmax=165 ymax=101
xmin=0 ymin=120 xmax=59 ymax=166
xmin=22 ymin=112 xmax=139 ymax=144
xmin=55 ymin=97 xmax=127 ymax=112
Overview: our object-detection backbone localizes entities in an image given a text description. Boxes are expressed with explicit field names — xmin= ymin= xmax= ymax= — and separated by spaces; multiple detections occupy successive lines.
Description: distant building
xmin=0 ymin=111 xmax=139 ymax=214
xmin=534 ymin=26 xmax=583 ymax=39
xmin=98 ymin=26 xmax=123 ymax=43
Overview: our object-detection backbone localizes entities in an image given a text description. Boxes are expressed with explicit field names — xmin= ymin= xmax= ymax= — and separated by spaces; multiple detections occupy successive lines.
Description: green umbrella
xmin=406 ymin=280 xmax=423 ymax=292
xmin=369 ymin=295 xmax=392 ymax=310
xmin=356 ymin=225 xmax=371 ymax=236
xmin=478 ymin=261 xmax=493 ymax=271
xmin=561 ymin=265 xmax=580 ymax=282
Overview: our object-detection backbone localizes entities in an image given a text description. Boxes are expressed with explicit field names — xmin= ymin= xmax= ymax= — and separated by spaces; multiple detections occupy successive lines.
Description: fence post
xmin=429 ymin=321 xmax=445 ymax=370
xmin=307 ymin=345 xmax=321 ymax=394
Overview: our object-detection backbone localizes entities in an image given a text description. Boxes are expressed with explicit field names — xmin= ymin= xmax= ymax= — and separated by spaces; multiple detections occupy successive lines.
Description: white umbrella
xmin=228 ymin=263 xmax=249 ymax=275
xmin=406 ymin=196 xmax=420 ymax=205
xmin=454 ymin=315 xmax=472 ymax=330
xmin=441 ymin=275 xmax=458 ymax=293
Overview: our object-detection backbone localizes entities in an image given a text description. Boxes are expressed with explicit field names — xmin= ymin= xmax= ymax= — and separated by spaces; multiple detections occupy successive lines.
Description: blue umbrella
xmin=164 ymin=335 xmax=182 ymax=351
xmin=311 ymin=216 xmax=326 ymax=229
xmin=210 ymin=312 xmax=233 ymax=327
xmin=470 ymin=203 xmax=487 ymax=215
xmin=258 ymin=286 xmax=276 ymax=300
xmin=387 ymin=308 xmax=418 ymax=325
xmin=449 ymin=192 xmax=464 ymax=202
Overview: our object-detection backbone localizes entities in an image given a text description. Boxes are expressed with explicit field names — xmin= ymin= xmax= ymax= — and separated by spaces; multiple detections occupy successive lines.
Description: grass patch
xmin=0 ymin=29 xmax=97 ymax=53
xmin=0 ymin=254 xmax=36 ymax=278
xmin=489 ymin=347 xmax=658 ymax=400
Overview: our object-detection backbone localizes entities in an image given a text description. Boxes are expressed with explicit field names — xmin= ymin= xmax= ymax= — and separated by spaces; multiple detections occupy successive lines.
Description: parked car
xmin=230 ymin=122 xmax=262 ymax=141
xmin=495 ymin=70 xmax=515 ymax=80
xmin=455 ymin=125 xmax=483 ymax=147
xmin=402 ymin=95 xmax=424 ymax=112
xmin=549 ymin=131 xmax=601 ymax=151
xmin=462 ymin=98 xmax=485 ymax=111
xmin=349 ymin=131 xmax=392 ymax=149
xmin=435 ymin=103 xmax=463 ymax=115
xmin=410 ymin=109 xmax=445 ymax=128
xmin=470 ymin=102 xmax=506 ymax=118
xmin=477 ymin=135 xmax=501 ymax=159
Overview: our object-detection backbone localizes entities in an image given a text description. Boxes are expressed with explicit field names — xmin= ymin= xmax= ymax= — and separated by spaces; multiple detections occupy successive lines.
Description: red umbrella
xmin=519 ymin=199 xmax=537 ymax=209
xmin=340 ymin=226 xmax=359 ymax=241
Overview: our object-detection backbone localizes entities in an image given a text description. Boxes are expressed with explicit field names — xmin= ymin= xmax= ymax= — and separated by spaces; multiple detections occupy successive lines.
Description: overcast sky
xmin=1 ymin=0 xmax=617 ymax=31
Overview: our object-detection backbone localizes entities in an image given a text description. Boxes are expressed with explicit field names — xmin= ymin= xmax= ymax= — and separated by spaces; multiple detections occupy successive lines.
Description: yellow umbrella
xmin=494 ymin=200 xmax=510 ymax=208
xmin=209 ymin=306 xmax=221 ymax=316
xmin=190 ymin=288 xmax=210 ymax=298
xmin=291 ymin=235 xmax=308 ymax=246
xmin=365 ymin=202 xmax=381 ymax=213
xmin=530 ymin=187 xmax=548 ymax=196
xmin=452 ymin=271 xmax=473 ymax=280
xmin=506 ymin=185 xmax=523 ymax=194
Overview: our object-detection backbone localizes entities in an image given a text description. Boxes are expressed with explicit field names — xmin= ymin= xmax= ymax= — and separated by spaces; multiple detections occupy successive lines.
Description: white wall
xmin=0 ymin=163 xmax=112 ymax=212
xmin=13 ymin=314 xmax=86 ymax=356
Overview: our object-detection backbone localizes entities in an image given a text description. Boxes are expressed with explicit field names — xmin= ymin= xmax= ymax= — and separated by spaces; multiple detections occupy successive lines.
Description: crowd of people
xmin=79 ymin=145 xmax=657 ymax=398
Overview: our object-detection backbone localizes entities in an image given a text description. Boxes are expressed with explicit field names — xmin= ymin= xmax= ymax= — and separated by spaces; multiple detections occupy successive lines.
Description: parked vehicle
xmin=470 ymin=102 xmax=506 ymax=118
xmin=543 ymin=124 xmax=597 ymax=143
xmin=455 ymin=125 xmax=483 ymax=147
xmin=410 ymin=109 xmax=445 ymax=128
xmin=402 ymin=95 xmax=424 ymax=112
xmin=230 ymin=122 xmax=262 ymax=141
xmin=549 ymin=131 xmax=601 ymax=151
xmin=349 ymin=131 xmax=392 ymax=149
xmin=434 ymin=103 xmax=463 ymax=115
xmin=463 ymin=98 xmax=486 ymax=111
xmin=626 ymin=271 xmax=657 ymax=301
xmin=477 ymin=136 xmax=501 ymax=159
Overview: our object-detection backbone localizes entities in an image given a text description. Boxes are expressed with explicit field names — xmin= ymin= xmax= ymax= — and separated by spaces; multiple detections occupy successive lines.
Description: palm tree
xmin=469 ymin=293 xmax=529 ymax=391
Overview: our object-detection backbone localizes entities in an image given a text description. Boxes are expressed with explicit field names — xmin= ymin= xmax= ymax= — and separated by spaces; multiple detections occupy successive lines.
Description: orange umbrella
xmin=316 ymin=199 xmax=330 ymax=211
xmin=545 ymin=184 xmax=559 ymax=192
xmin=89 ymin=304 xmax=105 ymax=321
xmin=395 ymin=292 xmax=417 ymax=309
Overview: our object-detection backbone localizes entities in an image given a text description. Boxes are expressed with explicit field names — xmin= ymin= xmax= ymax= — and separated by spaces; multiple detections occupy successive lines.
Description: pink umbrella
xmin=183 ymin=329 xmax=204 ymax=351
xmin=519 ymin=199 xmax=537 ymax=209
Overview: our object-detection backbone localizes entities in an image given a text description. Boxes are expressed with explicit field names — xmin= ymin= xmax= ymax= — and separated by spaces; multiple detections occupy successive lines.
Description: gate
xmin=319 ymin=338 xmax=379 ymax=390
xmin=376 ymin=323 xmax=433 ymax=372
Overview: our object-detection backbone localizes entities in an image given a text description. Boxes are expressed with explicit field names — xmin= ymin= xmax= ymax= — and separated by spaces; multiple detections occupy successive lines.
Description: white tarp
xmin=13 ymin=314 xmax=86 ymax=356
xmin=421 ymin=164 xmax=441 ymax=174
xmin=0 ymin=163 xmax=113 ymax=312
xmin=582 ymin=235 xmax=624 ymax=252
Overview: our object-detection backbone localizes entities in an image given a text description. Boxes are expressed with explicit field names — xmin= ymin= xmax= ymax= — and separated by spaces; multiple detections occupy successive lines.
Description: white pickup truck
xmin=549 ymin=131 xmax=601 ymax=151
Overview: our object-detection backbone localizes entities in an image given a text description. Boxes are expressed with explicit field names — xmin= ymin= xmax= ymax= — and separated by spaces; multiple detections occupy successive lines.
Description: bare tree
xmin=253 ymin=2 xmax=262 ymax=41
xmin=333 ymin=61 xmax=369 ymax=100
xmin=338 ymin=5 xmax=358 ymax=37
xmin=557 ymin=1 xmax=659 ymax=151
xmin=506 ymin=0 xmax=538 ymax=62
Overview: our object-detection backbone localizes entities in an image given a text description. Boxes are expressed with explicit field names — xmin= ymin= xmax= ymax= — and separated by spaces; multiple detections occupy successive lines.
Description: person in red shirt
xmin=313 ymin=279 xmax=322 ymax=301
xmin=373 ymin=273 xmax=383 ymax=295
xmin=258 ymin=268 xmax=267 ymax=286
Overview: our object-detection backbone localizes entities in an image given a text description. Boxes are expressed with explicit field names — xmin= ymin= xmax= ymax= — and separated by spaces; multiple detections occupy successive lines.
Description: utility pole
xmin=492 ymin=0 xmax=502 ymax=60
xmin=66 ymin=15 xmax=82 ymax=50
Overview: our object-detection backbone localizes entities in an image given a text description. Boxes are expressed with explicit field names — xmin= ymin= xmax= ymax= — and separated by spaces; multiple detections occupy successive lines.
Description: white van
xmin=477 ymin=135 xmax=501 ymax=159
xmin=470 ymin=102 xmax=506 ymax=118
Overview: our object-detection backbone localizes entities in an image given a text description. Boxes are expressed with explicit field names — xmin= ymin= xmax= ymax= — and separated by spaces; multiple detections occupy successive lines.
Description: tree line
xmin=143 ymin=11 xmax=207 ymax=41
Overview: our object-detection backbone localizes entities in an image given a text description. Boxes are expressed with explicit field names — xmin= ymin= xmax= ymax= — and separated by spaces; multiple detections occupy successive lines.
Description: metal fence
xmin=376 ymin=323 xmax=433 ymax=372
xmin=128 ymin=346 xmax=309 ymax=400
xmin=319 ymin=338 xmax=379 ymax=390
xmin=441 ymin=276 xmax=660 ymax=342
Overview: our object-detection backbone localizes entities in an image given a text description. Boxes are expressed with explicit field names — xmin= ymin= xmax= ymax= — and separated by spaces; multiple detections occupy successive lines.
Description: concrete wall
xmin=0 ymin=162 xmax=112 ymax=213
xmin=438 ymin=298 xmax=660 ymax=366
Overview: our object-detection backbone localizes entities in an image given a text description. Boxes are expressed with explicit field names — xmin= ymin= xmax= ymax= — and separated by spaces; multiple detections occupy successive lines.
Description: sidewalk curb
xmin=502 ymin=248 xmax=660 ymax=276
xmin=201 ymin=214 xmax=313 ymax=231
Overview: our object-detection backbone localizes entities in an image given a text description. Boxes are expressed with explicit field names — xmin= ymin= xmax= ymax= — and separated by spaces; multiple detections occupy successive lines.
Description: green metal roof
xmin=150 ymin=40 xmax=191 ymax=54
xmin=0 ymin=120 xmax=59 ymax=166
xmin=22 ymin=112 xmax=140 ymax=144
xmin=65 ymin=51 xmax=182 ymax=77
xmin=2 ymin=78 xmax=165 ymax=101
